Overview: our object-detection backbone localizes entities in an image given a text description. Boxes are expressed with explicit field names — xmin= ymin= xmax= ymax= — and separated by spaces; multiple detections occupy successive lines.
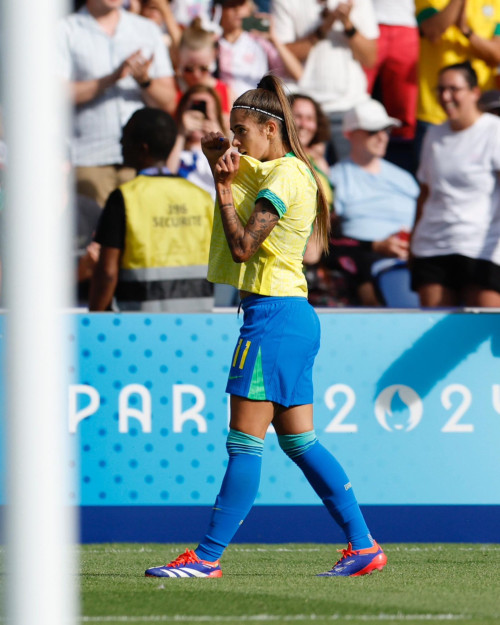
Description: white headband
xmin=232 ymin=104 xmax=284 ymax=122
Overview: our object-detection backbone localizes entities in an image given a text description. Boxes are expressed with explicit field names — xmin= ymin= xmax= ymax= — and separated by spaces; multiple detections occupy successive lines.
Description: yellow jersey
xmin=207 ymin=153 xmax=318 ymax=297
xmin=416 ymin=0 xmax=500 ymax=124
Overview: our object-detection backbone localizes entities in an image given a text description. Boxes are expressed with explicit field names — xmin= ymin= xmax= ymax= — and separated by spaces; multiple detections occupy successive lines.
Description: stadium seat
xmin=371 ymin=259 xmax=420 ymax=308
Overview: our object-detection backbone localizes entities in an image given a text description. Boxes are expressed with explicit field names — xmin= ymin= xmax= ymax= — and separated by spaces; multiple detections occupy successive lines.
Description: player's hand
xmin=201 ymin=131 xmax=231 ymax=169
xmin=214 ymin=150 xmax=240 ymax=186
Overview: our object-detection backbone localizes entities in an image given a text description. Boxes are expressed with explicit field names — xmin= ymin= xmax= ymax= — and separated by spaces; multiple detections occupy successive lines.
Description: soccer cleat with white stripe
xmin=145 ymin=548 xmax=222 ymax=578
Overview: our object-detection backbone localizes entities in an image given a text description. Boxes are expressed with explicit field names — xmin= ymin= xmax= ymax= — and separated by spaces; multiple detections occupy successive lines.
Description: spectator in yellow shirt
xmin=415 ymin=0 xmax=500 ymax=167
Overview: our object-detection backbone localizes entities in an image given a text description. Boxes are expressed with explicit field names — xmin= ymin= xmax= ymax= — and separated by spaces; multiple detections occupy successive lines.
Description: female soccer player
xmin=145 ymin=74 xmax=387 ymax=578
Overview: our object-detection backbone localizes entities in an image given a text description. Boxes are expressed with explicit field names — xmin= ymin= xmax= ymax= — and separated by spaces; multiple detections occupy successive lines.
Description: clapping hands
xmin=116 ymin=50 xmax=154 ymax=85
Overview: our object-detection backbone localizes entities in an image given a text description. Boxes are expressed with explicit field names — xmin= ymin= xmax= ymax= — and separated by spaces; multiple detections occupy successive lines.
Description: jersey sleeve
xmin=256 ymin=161 xmax=302 ymax=218
xmin=416 ymin=128 xmax=433 ymax=186
xmin=94 ymin=189 xmax=126 ymax=249
xmin=415 ymin=0 xmax=438 ymax=26
xmin=489 ymin=116 xmax=500 ymax=170
xmin=351 ymin=0 xmax=379 ymax=39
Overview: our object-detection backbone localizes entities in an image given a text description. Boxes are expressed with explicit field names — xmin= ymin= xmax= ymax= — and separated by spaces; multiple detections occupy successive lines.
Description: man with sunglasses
xmin=326 ymin=98 xmax=419 ymax=306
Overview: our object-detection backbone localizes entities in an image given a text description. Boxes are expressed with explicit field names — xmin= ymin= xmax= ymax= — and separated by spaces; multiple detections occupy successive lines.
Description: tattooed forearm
xmin=217 ymin=188 xmax=280 ymax=262
xmin=246 ymin=212 xmax=279 ymax=251
xmin=223 ymin=213 xmax=240 ymax=229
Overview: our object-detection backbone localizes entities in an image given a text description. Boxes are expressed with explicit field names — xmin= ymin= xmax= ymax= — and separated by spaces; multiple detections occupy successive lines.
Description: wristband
xmin=139 ymin=79 xmax=152 ymax=89
xmin=344 ymin=25 xmax=357 ymax=38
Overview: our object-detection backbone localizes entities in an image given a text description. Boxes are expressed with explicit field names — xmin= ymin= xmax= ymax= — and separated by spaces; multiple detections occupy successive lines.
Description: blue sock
xmin=195 ymin=429 xmax=264 ymax=562
xmin=278 ymin=431 xmax=373 ymax=550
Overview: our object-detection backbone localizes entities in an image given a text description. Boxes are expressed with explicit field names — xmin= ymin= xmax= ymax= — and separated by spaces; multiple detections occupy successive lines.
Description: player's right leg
xmin=145 ymin=398 xmax=273 ymax=579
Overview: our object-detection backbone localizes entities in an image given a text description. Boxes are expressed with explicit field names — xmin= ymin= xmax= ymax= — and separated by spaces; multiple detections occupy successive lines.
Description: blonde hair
xmin=233 ymin=74 xmax=330 ymax=252
xmin=179 ymin=17 xmax=217 ymax=52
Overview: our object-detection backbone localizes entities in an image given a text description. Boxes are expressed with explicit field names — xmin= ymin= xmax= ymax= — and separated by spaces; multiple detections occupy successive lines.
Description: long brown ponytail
xmin=232 ymin=74 xmax=331 ymax=252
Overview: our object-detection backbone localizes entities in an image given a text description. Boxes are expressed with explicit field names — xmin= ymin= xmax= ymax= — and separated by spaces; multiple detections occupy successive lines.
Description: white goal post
xmin=1 ymin=1 xmax=78 ymax=624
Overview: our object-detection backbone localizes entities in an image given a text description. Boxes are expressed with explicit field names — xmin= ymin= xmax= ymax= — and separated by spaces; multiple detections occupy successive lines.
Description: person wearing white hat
xmin=327 ymin=98 xmax=419 ymax=306
xmin=341 ymin=97 xmax=401 ymax=133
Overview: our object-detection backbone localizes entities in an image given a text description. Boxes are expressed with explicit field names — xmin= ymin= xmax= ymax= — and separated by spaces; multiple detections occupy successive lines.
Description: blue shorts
xmin=226 ymin=295 xmax=321 ymax=407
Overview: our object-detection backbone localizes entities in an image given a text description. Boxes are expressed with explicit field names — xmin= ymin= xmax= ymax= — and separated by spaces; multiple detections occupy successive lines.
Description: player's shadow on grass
xmin=374 ymin=311 xmax=500 ymax=401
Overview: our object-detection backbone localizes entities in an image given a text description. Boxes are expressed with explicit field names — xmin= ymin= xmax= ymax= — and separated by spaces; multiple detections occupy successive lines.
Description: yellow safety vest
xmin=117 ymin=174 xmax=214 ymax=312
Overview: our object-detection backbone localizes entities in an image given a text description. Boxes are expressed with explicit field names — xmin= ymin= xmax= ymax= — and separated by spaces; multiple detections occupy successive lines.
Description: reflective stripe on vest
xmin=118 ymin=265 xmax=208 ymax=282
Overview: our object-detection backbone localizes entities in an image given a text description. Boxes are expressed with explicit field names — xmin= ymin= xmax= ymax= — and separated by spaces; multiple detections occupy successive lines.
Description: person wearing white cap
xmin=327 ymin=98 xmax=419 ymax=306
xmin=341 ymin=97 xmax=400 ymax=132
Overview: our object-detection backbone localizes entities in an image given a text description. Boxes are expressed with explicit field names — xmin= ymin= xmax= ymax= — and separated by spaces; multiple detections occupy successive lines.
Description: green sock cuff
xmin=226 ymin=428 xmax=264 ymax=457
xmin=277 ymin=430 xmax=317 ymax=458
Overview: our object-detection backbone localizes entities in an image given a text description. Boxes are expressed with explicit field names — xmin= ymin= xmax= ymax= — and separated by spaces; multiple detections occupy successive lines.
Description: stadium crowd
xmin=2 ymin=0 xmax=500 ymax=309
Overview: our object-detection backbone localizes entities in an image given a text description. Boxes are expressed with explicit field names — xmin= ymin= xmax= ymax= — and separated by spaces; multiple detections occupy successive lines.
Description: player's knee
xmin=277 ymin=431 xmax=318 ymax=460
xmin=226 ymin=428 xmax=264 ymax=458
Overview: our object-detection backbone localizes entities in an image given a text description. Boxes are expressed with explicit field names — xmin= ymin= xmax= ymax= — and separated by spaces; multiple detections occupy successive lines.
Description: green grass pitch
xmin=79 ymin=543 xmax=500 ymax=625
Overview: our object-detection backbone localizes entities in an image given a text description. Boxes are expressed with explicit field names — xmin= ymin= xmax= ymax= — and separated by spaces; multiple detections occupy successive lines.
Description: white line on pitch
xmin=79 ymin=613 xmax=469 ymax=622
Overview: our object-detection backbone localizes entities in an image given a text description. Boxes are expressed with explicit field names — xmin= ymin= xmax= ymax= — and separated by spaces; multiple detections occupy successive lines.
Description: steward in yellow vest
xmin=90 ymin=108 xmax=214 ymax=312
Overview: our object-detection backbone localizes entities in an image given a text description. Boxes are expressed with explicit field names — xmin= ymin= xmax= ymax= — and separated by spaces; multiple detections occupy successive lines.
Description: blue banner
xmin=2 ymin=311 xmax=500 ymax=513
xmin=70 ymin=312 xmax=500 ymax=508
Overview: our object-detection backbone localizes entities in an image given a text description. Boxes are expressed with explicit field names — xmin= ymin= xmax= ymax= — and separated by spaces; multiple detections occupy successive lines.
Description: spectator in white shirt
xmin=58 ymin=0 xmax=177 ymax=206
xmin=216 ymin=0 xmax=269 ymax=97
xmin=271 ymin=0 xmax=379 ymax=164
